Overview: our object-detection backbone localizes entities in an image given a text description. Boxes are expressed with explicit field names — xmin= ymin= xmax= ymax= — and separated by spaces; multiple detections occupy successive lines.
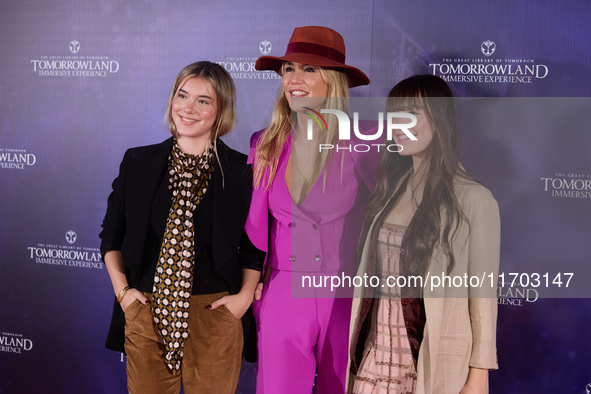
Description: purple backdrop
xmin=1 ymin=0 xmax=590 ymax=393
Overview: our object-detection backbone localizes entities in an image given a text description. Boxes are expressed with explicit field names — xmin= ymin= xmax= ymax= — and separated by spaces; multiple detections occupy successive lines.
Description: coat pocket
xmin=439 ymin=336 xmax=469 ymax=356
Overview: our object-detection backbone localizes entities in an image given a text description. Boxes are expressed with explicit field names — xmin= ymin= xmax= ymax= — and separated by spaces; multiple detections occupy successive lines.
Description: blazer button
xmin=312 ymin=224 xmax=318 ymax=230
xmin=401 ymin=298 xmax=408 ymax=305
xmin=289 ymin=255 xmax=296 ymax=262
xmin=315 ymin=254 xmax=321 ymax=261
xmin=289 ymin=222 xmax=296 ymax=228
xmin=400 ymin=248 xmax=406 ymax=256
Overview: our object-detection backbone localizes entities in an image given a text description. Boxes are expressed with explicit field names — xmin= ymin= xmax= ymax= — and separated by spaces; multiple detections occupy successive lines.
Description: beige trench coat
xmin=348 ymin=178 xmax=500 ymax=394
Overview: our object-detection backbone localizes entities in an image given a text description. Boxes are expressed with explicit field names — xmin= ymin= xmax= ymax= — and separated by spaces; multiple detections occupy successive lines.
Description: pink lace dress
xmin=352 ymin=223 xmax=417 ymax=394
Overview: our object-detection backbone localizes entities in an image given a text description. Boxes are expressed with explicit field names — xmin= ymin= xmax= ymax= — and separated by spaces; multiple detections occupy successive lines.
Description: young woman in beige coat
xmin=349 ymin=75 xmax=499 ymax=394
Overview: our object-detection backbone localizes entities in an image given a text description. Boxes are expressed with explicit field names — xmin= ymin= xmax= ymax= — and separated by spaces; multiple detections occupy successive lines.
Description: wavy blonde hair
xmin=253 ymin=65 xmax=350 ymax=190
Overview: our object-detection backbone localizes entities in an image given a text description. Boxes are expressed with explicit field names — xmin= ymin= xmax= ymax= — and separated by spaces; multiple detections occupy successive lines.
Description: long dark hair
xmin=358 ymin=75 xmax=476 ymax=278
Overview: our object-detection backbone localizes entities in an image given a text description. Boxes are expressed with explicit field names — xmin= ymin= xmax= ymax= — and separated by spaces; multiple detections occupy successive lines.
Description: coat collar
xmin=148 ymin=137 xmax=248 ymax=273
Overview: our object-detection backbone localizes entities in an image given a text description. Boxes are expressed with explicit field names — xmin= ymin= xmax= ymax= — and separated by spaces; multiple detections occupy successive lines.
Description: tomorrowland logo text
xmin=541 ymin=174 xmax=591 ymax=199
xmin=214 ymin=40 xmax=281 ymax=80
xmin=31 ymin=59 xmax=120 ymax=73
xmin=429 ymin=40 xmax=548 ymax=84
xmin=305 ymin=109 xmax=416 ymax=152
xmin=497 ymin=285 xmax=538 ymax=306
xmin=0 ymin=150 xmax=36 ymax=169
xmin=28 ymin=244 xmax=103 ymax=269
xmin=0 ymin=333 xmax=33 ymax=354
xmin=31 ymin=40 xmax=120 ymax=78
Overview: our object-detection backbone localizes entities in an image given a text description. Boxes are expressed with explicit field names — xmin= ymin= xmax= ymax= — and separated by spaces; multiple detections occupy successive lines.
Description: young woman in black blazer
xmin=100 ymin=61 xmax=263 ymax=394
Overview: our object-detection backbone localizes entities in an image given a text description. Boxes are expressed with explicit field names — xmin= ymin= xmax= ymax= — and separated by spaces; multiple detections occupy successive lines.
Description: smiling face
xmin=393 ymin=104 xmax=433 ymax=161
xmin=282 ymin=62 xmax=329 ymax=111
xmin=171 ymin=77 xmax=217 ymax=146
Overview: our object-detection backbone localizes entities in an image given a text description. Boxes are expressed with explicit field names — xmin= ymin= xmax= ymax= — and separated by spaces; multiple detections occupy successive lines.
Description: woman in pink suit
xmin=245 ymin=26 xmax=377 ymax=393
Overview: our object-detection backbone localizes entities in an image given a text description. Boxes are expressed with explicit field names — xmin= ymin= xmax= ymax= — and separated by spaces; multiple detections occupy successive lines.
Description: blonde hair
xmin=253 ymin=65 xmax=350 ymax=190
xmin=165 ymin=61 xmax=236 ymax=141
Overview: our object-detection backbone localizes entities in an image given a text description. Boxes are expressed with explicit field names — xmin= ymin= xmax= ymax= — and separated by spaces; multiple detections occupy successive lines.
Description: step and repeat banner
xmin=1 ymin=0 xmax=590 ymax=393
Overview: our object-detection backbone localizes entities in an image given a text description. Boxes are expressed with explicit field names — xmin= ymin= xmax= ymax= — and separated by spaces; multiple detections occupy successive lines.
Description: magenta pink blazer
xmin=245 ymin=126 xmax=379 ymax=279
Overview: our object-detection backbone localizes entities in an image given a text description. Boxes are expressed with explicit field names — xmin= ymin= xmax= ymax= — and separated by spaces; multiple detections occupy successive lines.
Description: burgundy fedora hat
xmin=255 ymin=26 xmax=370 ymax=87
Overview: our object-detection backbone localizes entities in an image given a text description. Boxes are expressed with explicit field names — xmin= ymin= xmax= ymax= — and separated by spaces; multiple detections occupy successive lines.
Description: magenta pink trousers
xmin=253 ymin=269 xmax=352 ymax=394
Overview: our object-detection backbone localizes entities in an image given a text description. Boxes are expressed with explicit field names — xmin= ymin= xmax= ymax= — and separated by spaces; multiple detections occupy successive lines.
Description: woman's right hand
xmin=104 ymin=251 xmax=150 ymax=313
xmin=120 ymin=288 xmax=150 ymax=312
xmin=253 ymin=282 xmax=264 ymax=301
xmin=254 ymin=267 xmax=273 ymax=301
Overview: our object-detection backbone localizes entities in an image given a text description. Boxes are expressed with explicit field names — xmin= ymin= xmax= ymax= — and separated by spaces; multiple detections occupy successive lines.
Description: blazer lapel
xmin=151 ymin=163 xmax=172 ymax=241
xmin=141 ymin=140 xmax=173 ymax=241
xmin=124 ymin=137 xmax=173 ymax=275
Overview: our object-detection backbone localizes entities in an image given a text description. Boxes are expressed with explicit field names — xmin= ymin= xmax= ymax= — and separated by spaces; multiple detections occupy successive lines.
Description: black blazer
xmin=100 ymin=137 xmax=262 ymax=359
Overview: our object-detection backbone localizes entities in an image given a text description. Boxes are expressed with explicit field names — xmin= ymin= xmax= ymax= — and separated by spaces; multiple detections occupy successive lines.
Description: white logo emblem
xmin=69 ymin=40 xmax=80 ymax=54
xmin=259 ymin=40 xmax=272 ymax=55
xmin=481 ymin=40 xmax=496 ymax=57
xmin=66 ymin=230 xmax=77 ymax=244
xmin=586 ymin=383 xmax=591 ymax=394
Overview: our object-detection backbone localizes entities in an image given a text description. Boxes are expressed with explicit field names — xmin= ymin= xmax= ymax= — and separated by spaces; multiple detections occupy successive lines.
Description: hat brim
xmin=255 ymin=53 xmax=370 ymax=88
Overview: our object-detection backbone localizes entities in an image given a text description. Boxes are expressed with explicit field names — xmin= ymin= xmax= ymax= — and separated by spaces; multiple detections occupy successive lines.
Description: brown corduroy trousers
xmin=124 ymin=292 xmax=243 ymax=394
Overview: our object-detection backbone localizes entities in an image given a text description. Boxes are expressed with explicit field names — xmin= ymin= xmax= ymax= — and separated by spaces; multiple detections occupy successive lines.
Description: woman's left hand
xmin=208 ymin=292 xmax=252 ymax=319
xmin=459 ymin=368 xmax=488 ymax=394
